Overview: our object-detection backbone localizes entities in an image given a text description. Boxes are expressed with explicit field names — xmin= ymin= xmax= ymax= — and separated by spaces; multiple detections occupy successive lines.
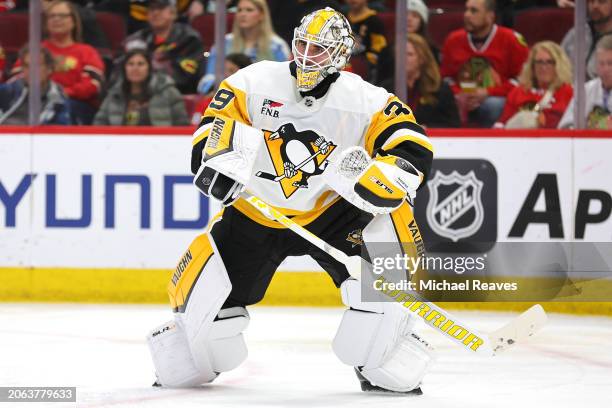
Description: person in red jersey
xmin=495 ymin=41 xmax=573 ymax=129
xmin=11 ymin=0 xmax=105 ymax=124
xmin=440 ymin=0 xmax=529 ymax=127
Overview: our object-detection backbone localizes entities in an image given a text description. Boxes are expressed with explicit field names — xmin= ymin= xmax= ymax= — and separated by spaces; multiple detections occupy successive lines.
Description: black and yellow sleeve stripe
xmin=364 ymin=96 xmax=434 ymax=186
xmin=191 ymin=80 xmax=251 ymax=174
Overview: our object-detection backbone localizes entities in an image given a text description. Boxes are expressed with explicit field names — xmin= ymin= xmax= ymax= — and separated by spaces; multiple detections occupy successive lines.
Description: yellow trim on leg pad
xmin=168 ymin=233 xmax=215 ymax=312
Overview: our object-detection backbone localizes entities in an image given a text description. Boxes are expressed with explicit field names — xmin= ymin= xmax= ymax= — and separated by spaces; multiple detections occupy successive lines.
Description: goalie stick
xmin=241 ymin=192 xmax=548 ymax=357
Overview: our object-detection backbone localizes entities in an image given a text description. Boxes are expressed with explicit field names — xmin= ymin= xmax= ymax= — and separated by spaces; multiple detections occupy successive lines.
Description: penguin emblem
xmin=257 ymin=123 xmax=336 ymax=199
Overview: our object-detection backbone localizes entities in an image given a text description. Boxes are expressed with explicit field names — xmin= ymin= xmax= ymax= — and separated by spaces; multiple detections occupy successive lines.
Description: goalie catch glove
xmin=194 ymin=116 xmax=264 ymax=206
xmin=325 ymin=147 xmax=422 ymax=215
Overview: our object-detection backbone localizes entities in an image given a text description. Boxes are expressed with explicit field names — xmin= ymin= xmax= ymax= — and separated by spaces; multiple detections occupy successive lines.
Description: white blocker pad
xmin=203 ymin=116 xmax=264 ymax=185
xmin=332 ymin=279 xmax=434 ymax=392
xmin=147 ymin=234 xmax=249 ymax=387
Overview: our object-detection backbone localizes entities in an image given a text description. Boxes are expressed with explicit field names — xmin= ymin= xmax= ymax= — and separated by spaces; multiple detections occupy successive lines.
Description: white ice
xmin=0 ymin=304 xmax=611 ymax=408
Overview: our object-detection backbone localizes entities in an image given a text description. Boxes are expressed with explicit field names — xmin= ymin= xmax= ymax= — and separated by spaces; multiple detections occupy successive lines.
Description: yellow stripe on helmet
xmin=306 ymin=10 xmax=336 ymax=36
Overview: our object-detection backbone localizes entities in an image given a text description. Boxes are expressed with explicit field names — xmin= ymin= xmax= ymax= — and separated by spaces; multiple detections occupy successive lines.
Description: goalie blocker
xmin=194 ymin=116 xmax=264 ymax=206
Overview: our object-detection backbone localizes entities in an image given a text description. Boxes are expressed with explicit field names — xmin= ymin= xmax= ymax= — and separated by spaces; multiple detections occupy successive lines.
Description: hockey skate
xmin=354 ymin=368 xmax=423 ymax=395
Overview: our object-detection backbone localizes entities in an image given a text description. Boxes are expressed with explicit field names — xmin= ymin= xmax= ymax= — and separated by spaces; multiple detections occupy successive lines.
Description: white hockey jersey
xmin=192 ymin=61 xmax=433 ymax=226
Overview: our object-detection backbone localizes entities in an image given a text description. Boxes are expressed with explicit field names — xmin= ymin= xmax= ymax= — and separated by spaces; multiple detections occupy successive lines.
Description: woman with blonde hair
xmin=197 ymin=0 xmax=289 ymax=94
xmin=381 ymin=33 xmax=459 ymax=128
xmin=496 ymin=41 xmax=573 ymax=128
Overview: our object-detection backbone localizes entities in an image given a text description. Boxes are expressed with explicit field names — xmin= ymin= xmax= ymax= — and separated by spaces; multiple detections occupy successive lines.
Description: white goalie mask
xmin=292 ymin=8 xmax=354 ymax=92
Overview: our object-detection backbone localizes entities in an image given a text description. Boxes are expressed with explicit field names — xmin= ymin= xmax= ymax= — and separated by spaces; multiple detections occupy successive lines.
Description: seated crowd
xmin=0 ymin=0 xmax=609 ymax=129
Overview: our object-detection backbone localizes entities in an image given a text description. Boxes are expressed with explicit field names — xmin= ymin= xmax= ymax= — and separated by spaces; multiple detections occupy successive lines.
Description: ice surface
xmin=0 ymin=304 xmax=611 ymax=408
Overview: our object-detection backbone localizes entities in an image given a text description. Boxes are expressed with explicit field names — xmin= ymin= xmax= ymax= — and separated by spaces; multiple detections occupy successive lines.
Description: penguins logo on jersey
xmin=346 ymin=229 xmax=364 ymax=247
xmin=256 ymin=123 xmax=336 ymax=199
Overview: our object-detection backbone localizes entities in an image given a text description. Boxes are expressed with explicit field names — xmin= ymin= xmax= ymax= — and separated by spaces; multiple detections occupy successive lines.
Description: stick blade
xmin=488 ymin=304 xmax=548 ymax=355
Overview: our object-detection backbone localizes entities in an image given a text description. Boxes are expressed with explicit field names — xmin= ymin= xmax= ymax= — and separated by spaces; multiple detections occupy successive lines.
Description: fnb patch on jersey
xmin=261 ymin=99 xmax=283 ymax=118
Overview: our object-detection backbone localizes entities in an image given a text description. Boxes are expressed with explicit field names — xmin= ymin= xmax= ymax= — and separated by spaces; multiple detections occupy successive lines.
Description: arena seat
xmin=347 ymin=54 xmax=369 ymax=80
xmin=514 ymin=7 xmax=574 ymax=46
xmin=95 ymin=12 xmax=127 ymax=55
xmin=191 ymin=13 xmax=235 ymax=52
xmin=378 ymin=12 xmax=396 ymax=45
xmin=183 ymin=94 xmax=200 ymax=118
xmin=427 ymin=10 xmax=464 ymax=49
xmin=427 ymin=1 xmax=465 ymax=11
xmin=0 ymin=13 xmax=29 ymax=53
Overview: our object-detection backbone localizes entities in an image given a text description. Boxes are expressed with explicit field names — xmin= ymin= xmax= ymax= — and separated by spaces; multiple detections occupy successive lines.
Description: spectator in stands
xmin=0 ymin=46 xmax=71 ymax=125
xmin=191 ymin=52 xmax=252 ymax=124
xmin=559 ymin=35 xmax=612 ymax=129
xmin=495 ymin=41 xmax=573 ymax=129
xmin=11 ymin=1 xmax=105 ymax=124
xmin=381 ymin=34 xmax=460 ymax=128
xmin=94 ymin=48 xmax=189 ymax=126
xmin=123 ymin=0 xmax=204 ymax=94
xmin=440 ymin=0 xmax=529 ymax=127
xmin=407 ymin=0 xmax=428 ymax=37
xmin=375 ymin=0 xmax=436 ymax=85
xmin=197 ymin=0 xmax=289 ymax=94
xmin=12 ymin=0 xmax=110 ymax=49
xmin=95 ymin=0 xmax=208 ymax=33
xmin=562 ymin=0 xmax=612 ymax=81
xmin=407 ymin=0 xmax=439 ymax=62
xmin=269 ymin=0 xmax=342 ymax=46
xmin=346 ymin=0 xmax=387 ymax=82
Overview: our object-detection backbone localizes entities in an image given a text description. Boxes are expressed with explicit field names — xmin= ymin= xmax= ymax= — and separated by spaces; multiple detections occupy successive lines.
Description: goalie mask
xmin=292 ymin=8 xmax=354 ymax=92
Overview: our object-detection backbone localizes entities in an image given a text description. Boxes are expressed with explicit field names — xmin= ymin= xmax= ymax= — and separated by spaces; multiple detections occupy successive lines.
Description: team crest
xmin=426 ymin=171 xmax=484 ymax=242
xmin=346 ymin=229 xmax=364 ymax=247
xmin=256 ymin=123 xmax=336 ymax=199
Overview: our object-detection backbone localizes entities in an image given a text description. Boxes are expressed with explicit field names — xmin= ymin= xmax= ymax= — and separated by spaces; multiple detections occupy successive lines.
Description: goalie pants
xmin=212 ymin=198 xmax=374 ymax=308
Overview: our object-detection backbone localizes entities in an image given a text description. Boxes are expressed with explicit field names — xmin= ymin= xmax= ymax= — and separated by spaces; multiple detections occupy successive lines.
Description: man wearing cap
xmin=123 ymin=0 xmax=204 ymax=94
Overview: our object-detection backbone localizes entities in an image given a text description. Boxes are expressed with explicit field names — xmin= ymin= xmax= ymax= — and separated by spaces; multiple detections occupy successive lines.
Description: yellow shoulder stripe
xmin=364 ymin=95 xmax=432 ymax=155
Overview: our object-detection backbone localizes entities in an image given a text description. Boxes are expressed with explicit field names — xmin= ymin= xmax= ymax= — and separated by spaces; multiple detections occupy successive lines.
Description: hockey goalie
xmin=147 ymin=8 xmax=435 ymax=394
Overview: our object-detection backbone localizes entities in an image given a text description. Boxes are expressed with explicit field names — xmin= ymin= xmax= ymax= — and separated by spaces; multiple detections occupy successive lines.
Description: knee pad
xmin=332 ymin=279 xmax=434 ymax=392
xmin=147 ymin=232 xmax=249 ymax=387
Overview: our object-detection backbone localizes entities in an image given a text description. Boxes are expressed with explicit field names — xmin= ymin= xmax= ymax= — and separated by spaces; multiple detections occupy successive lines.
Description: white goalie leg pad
xmin=147 ymin=308 xmax=249 ymax=388
xmin=332 ymin=279 xmax=434 ymax=392
xmin=207 ymin=307 xmax=250 ymax=372
xmin=147 ymin=234 xmax=249 ymax=387
xmin=148 ymin=318 xmax=206 ymax=387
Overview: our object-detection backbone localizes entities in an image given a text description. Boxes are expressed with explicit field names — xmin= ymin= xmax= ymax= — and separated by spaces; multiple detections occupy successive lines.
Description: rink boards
xmin=0 ymin=127 xmax=611 ymax=311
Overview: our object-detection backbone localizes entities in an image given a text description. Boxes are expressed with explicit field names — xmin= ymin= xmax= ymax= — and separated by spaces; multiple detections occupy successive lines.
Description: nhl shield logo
xmin=426 ymin=171 xmax=484 ymax=242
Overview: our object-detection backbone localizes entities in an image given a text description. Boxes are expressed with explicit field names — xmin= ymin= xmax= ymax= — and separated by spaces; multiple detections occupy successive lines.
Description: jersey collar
xmin=467 ymin=24 xmax=497 ymax=53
